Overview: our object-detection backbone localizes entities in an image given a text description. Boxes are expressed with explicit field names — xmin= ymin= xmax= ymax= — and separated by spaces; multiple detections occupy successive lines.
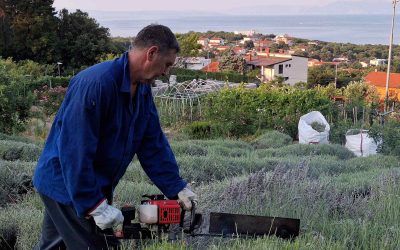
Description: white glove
xmin=177 ymin=185 xmax=198 ymax=211
xmin=89 ymin=199 xmax=124 ymax=230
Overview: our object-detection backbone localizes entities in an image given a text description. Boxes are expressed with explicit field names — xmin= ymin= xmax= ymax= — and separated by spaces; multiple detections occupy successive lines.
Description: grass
xmin=0 ymin=130 xmax=399 ymax=249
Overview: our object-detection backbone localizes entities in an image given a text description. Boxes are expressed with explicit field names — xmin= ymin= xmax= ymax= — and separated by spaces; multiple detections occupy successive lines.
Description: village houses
xmin=246 ymin=54 xmax=308 ymax=85
xmin=274 ymin=34 xmax=294 ymax=46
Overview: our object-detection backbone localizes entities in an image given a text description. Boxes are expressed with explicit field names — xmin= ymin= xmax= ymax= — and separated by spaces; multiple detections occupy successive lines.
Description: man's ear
xmin=147 ymin=46 xmax=159 ymax=61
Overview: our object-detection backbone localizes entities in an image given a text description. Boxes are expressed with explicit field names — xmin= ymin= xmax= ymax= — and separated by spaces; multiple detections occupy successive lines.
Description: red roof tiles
xmin=365 ymin=72 xmax=400 ymax=88
xmin=202 ymin=62 xmax=219 ymax=72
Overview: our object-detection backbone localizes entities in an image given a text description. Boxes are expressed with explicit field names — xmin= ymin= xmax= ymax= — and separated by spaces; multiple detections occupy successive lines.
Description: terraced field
xmin=0 ymin=131 xmax=399 ymax=249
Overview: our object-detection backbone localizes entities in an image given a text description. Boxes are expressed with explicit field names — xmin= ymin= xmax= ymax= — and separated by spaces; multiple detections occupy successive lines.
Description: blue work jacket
xmin=33 ymin=52 xmax=187 ymax=218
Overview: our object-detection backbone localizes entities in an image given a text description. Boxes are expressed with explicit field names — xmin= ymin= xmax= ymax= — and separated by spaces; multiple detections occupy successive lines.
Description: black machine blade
xmin=209 ymin=212 xmax=300 ymax=239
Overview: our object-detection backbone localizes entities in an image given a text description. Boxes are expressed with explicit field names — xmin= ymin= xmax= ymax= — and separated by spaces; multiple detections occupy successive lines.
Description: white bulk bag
xmin=345 ymin=129 xmax=377 ymax=157
xmin=298 ymin=111 xmax=330 ymax=144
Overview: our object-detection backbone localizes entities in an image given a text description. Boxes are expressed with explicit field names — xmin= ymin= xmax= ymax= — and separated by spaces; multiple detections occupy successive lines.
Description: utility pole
xmin=385 ymin=0 xmax=399 ymax=112
xmin=57 ymin=62 xmax=63 ymax=78
xmin=334 ymin=63 xmax=338 ymax=88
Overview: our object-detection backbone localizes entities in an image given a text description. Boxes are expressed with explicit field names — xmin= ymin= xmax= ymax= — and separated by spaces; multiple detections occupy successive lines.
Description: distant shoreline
xmin=86 ymin=13 xmax=398 ymax=45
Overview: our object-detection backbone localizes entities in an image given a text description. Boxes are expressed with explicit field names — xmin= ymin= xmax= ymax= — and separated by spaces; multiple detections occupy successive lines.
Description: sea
xmin=88 ymin=12 xmax=400 ymax=46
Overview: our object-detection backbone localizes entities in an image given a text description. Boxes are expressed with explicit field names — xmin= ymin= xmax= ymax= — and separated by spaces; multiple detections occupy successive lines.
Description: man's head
xmin=130 ymin=24 xmax=180 ymax=84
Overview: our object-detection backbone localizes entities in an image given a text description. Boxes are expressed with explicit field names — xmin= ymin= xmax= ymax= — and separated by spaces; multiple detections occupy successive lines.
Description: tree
xmin=176 ymin=33 xmax=202 ymax=57
xmin=56 ymin=9 xmax=114 ymax=68
xmin=244 ymin=40 xmax=254 ymax=49
xmin=307 ymin=65 xmax=335 ymax=87
xmin=218 ymin=49 xmax=247 ymax=74
xmin=3 ymin=0 xmax=59 ymax=63
xmin=0 ymin=2 xmax=13 ymax=58
xmin=270 ymin=42 xmax=289 ymax=53
xmin=0 ymin=58 xmax=35 ymax=133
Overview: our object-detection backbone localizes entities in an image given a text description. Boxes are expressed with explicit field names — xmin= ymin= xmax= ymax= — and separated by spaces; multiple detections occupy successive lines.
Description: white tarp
xmin=298 ymin=111 xmax=330 ymax=144
xmin=345 ymin=129 xmax=377 ymax=157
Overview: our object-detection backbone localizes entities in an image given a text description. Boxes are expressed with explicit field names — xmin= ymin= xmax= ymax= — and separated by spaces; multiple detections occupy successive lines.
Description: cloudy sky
xmin=52 ymin=0 xmax=393 ymax=15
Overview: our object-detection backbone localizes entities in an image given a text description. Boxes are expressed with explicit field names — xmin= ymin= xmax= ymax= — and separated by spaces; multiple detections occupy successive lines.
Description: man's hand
xmin=89 ymin=199 xmax=124 ymax=230
xmin=177 ymin=185 xmax=198 ymax=211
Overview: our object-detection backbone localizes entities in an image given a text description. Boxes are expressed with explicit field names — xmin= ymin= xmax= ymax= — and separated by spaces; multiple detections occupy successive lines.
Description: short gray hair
xmin=133 ymin=24 xmax=180 ymax=54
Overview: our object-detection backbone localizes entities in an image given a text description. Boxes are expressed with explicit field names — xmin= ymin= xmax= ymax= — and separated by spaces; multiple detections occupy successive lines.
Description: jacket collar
xmin=120 ymin=51 xmax=148 ymax=96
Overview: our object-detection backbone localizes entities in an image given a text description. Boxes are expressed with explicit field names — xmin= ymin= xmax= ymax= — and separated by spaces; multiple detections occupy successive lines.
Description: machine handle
xmin=179 ymin=200 xmax=197 ymax=235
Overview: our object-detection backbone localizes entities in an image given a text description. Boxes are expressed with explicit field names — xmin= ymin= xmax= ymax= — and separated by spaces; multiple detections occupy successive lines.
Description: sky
xmin=52 ymin=0 xmax=393 ymax=15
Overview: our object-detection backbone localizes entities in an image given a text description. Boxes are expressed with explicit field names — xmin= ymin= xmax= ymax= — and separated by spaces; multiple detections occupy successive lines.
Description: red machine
xmin=142 ymin=198 xmax=181 ymax=224
xmin=118 ymin=194 xmax=300 ymax=240
xmin=119 ymin=194 xmax=201 ymax=239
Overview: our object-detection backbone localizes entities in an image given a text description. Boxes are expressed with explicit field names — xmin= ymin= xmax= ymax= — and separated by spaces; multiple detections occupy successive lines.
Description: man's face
xmin=143 ymin=47 xmax=176 ymax=84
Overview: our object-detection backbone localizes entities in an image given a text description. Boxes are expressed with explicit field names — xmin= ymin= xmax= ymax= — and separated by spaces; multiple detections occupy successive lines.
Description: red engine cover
xmin=147 ymin=200 xmax=181 ymax=224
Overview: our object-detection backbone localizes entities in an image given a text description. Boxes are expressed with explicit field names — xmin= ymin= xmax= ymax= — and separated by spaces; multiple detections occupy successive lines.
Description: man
xmin=33 ymin=24 xmax=197 ymax=249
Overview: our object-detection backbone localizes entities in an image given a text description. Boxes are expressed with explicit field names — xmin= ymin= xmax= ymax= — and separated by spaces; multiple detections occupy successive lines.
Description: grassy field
xmin=0 ymin=131 xmax=399 ymax=249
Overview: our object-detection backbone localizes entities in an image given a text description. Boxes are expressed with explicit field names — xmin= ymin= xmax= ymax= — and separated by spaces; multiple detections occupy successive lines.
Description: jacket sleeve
xmin=136 ymin=95 xmax=187 ymax=198
xmin=57 ymin=78 xmax=106 ymax=218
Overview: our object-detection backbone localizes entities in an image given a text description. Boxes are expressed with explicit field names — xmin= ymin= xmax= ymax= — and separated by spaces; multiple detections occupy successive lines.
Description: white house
xmin=209 ymin=37 xmax=224 ymax=46
xmin=246 ymin=55 xmax=308 ymax=85
xmin=197 ymin=37 xmax=209 ymax=48
xmin=234 ymin=30 xmax=256 ymax=36
xmin=370 ymin=58 xmax=387 ymax=66
xmin=240 ymin=36 xmax=258 ymax=44
xmin=181 ymin=57 xmax=212 ymax=70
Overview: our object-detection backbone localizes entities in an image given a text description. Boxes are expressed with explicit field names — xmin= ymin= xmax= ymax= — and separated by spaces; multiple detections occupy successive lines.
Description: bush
xmin=29 ymin=76 xmax=71 ymax=91
xmin=0 ymin=160 xmax=36 ymax=207
xmin=34 ymin=85 xmax=67 ymax=116
xmin=203 ymin=86 xmax=335 ymax=138
xmin=170 ymin=67 xmax=256 ymax=83
xmin=0 ymin=59 xmax=37 ymax=133
xmin=177 ymin=154 xmax=266 ymax=183
xmin=171 ymin=138 xmax=253 ymax=158
xmin=183 ymin=121 xmax=220 ymax=139
xmin=0 ymin=196 xmax=43 ymax=250
xmin=0 ymin=140 xmax=42 ymax=162
xmin=251 ymin=130 xmax=292 ymax=149
xmin=330 ymin=120 xmax=362 ymax=145
xmin=345 ymin=155 xmax=400 ymax=172
xmin=369 ymin=119 xmax=400 ymax=156
xmin=0 ymin=133 xmax=33 ymax=144
xmin=170 ymin=141 xmax=209 ymax=157
xmin=256 ymin=144 xmax=355 ymax=160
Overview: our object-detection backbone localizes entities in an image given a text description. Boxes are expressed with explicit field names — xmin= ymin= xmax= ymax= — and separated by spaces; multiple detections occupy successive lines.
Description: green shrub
xmin=203 ymin=86 xmax=334 ymax=138
xmin=34 ymin=85 xmax=67 ymax=116
xmin=0 ymin=133 xmax=33 ymax=144
xmin=29 ymin=76 xmax=71 ymax=91
xmin=170 ymin=141 xmax=209 ymax=157
xmin=183 ymin=121 xmax=216 ymax=139
xmin=191 ymin=139 xmax=253 ymax=150
xmin=0 ymin=196 xmax=43 ymax=250
xmin=0 ymin=140 xmax=42 ymax=162
xmin=251 ymin=130 xmax=292 ymax=149
xmin=209 ymin=145 xmax=251 ymax=158
xmin=176 ymin=154 xmax=263 ymax=183
xmin=0 ymin=160 xmax=36 ymax=207
xmin=369 ymin=119 xmax=400 ymax=156
xmin=345 ymin=155 xmax=400 ymax=172
xmin=0 ymin=59 xmax=37 ymax=133
xmin=170 ymin=67 xmax=256 ymax=83
xmin=256 ymin=144 xmax=355 ymax=160
xmin=330 ymin=120 xmax=361 ymax=145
